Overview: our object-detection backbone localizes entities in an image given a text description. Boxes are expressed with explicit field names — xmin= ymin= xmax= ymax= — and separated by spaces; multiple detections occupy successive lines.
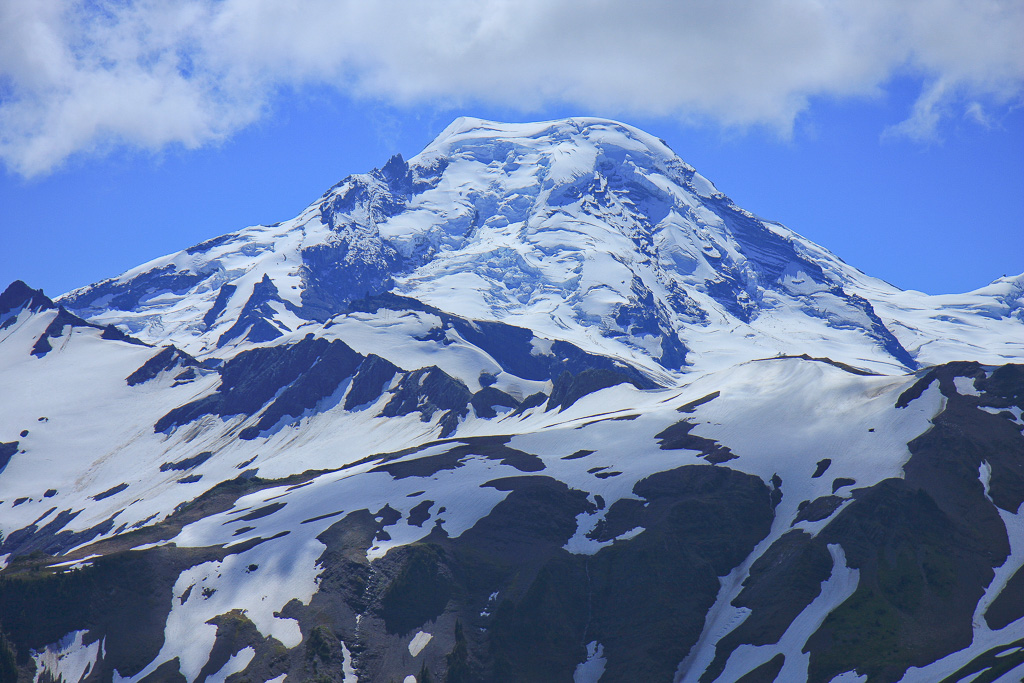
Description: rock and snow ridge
xmin=0 ymin=117 xmax=1022 ymax=683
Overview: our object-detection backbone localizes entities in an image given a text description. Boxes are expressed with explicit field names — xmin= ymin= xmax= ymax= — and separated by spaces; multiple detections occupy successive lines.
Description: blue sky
xmin=1 ymin=1 xmax=1022 ymax=297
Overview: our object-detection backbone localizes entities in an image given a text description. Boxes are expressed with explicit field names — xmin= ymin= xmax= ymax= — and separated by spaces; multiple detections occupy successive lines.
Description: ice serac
xmin=54 ymin=117 xmax=1023 ymax=373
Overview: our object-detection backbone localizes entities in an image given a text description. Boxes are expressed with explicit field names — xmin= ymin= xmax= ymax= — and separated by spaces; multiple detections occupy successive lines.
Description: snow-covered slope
xmin=1 ymin=118 xmax=1023 ymax=683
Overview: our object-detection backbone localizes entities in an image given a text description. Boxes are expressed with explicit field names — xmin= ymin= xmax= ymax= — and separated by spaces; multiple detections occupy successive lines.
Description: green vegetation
xmin=445 ymin=621 xmax=470 ymax=683
xmin=810 ymin=539 xmax=957 ymax=683
xmin=0 ymin=630 xmax=17 ymax=683
xmin=306 ymin=625 xmax=333 ymax=663
xmin=810 ymin=587 xmax=901 ymax=682
xmin=380 ymin=543 xmax=451 ymax=635
xmin=877 ymin=547 xmax=924 ymax=612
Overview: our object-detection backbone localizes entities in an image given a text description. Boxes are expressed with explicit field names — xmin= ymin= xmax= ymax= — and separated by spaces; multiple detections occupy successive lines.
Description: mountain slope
xmin=1 ymin=117 xmax=1023 ymax=683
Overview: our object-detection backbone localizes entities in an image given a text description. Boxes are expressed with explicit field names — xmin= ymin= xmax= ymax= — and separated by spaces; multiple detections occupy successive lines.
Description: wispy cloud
xmin=2 ymin=0 xmax=1022 ymax=176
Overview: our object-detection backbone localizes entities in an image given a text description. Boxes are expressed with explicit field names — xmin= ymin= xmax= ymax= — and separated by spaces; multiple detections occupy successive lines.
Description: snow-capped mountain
xmin=1 ymin=118 xmax=1022 ymax=683
xmin=58 ymin=117 xmax=1023 ymax=375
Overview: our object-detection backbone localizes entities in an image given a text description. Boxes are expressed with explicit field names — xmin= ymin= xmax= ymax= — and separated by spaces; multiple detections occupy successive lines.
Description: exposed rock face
xmin=0 ymin=280 xmax=55 ymax=319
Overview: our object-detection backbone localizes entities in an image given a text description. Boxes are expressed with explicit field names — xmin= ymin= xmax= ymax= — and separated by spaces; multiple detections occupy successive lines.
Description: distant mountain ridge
xmin=0 ymin=118 xmax=1022 ymax=683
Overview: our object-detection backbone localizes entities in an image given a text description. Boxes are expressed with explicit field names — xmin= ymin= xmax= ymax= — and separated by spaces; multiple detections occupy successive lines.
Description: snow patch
xmin=408 ymin=631 xmax=432 ymax=657
xmin=341 ymin=642 xmax=358 ymax=682
xmin=530 ymin=335 xmax=554 ymax=356
xmin=206 ymin=646 xmax=254 ymax=683
xmin=953 ymin=376 xmax=981 ymax=396
xmin=574 ymin=641 xmax=607 ymax=683
xmin=827 ymin=673 xmax=867 ymax=682
xmin=31 ymin=631 xmax=103 ymax=683
xmin=707 ymin=544 xmax=860 ymax=683
xmin=980 ymin=405 xmax=1023 ymax=423
xmin=564 ymin=509 xmax=613 ymax=555
xmin=613 ymin=526 xmax=645 ymax=542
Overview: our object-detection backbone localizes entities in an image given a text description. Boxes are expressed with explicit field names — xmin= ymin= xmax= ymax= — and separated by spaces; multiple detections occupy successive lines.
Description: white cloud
xmin=1 ymin=0 xmax=1022 ymax=176
xmin=964 ymin=101 xmax=994 ymax=128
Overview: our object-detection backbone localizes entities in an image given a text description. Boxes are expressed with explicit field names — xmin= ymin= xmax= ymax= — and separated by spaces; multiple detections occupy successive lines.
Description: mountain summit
xmin=1 ymin=118 xmax=1023 ymax=683
xmin=59 ymin=117 xmax=1023 ymax=375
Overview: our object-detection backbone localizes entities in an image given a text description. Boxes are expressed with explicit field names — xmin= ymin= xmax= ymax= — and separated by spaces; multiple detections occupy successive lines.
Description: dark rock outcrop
xmin=127 ymin=346 xmax=203 ymax=386
xmin=0 ymin=281 xmax=54 ymax=321
xmin=343 ymin=354 xmax=399 ymax=410
xmin=547 ymin=367 xmax=650 ymax=412
xmin=217 ymin=275 xmax=293 ymax=347
xmin=155 ymin=336 xmax=361 ymax=434
xmin=380 ymin=367 xmax=473 ymax=438
xmin=0 ymin=441 xmax=17 ymax=475
xmin=470 ymin=387 xmax=521 ymax=418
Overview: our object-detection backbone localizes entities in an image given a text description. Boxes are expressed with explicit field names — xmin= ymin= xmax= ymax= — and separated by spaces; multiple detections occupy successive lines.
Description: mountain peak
xmin=415 ymin=116 xmax=696 ymax=184
xmin=54 ymin=118 xmax=1022 ymax=374
xmin=0 ymin=280 xmax=55 ymax=319
xmin=427 ymin=115 xmax=680 ymax=150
